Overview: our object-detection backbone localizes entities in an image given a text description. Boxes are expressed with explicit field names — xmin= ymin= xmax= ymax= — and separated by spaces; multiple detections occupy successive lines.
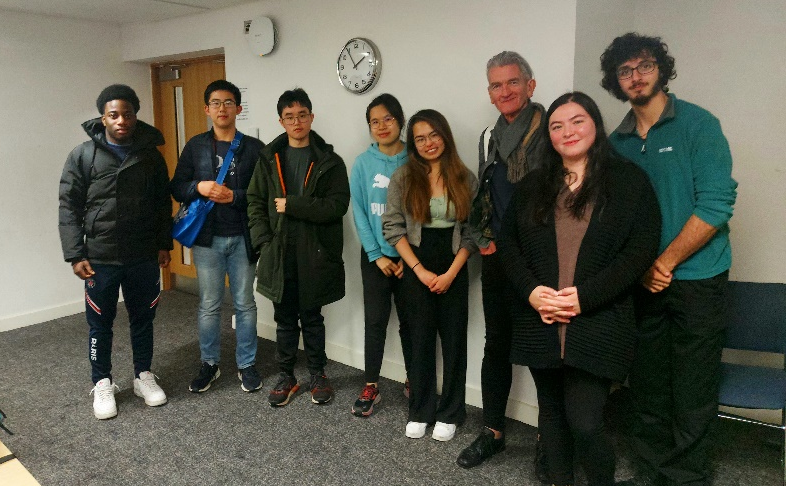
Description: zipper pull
xmin=641 ymin=141 xmax=646 ymax=154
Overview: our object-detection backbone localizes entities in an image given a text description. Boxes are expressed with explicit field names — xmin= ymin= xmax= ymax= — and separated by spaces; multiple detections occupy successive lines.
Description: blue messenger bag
xmin=172 ymin=131 xmax=243 ymax=248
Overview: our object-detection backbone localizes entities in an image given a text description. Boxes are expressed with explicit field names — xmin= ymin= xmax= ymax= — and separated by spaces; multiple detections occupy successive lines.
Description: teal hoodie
xmin=610 ymin=94 xmax=737 ymax=280
xmin=350 ymin=143 xmax=408 ymax=261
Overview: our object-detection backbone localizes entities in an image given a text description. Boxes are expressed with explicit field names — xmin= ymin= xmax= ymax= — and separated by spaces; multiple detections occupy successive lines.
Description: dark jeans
xmin=403 ymin=228 xmax=468 ymax=424
xmin=85 ymin=260 xmax=161 ymax=384
xmin=479 ymin=251 xmax=515 ymax=432
xmin=630 ymin=271 xmax=728 ymax=486
xmin=360 ymin=249 xmax=412 ymax=384
xmin=272 ymin=247 xmax=327 ymax=376
xmin=530 ymin=366 xmax=614 ymax=486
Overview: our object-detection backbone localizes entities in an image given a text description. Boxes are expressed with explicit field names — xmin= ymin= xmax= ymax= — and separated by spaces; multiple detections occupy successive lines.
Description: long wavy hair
xmin=531 ymin=91 xmax=613 ymax=224
xmin=403 ymin=109 xmax=471 ymax=224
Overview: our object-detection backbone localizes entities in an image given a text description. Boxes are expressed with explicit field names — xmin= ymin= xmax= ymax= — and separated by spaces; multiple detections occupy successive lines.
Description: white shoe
xmin=90 ymin=378 xmax=119 ymax=420
xmin=405 ymin=421 xmax=428 ymax=439
xmin=133 ymin=371 xmax=168 ymax=407
xmin=432 ymin=421 xmax=457 ymax=441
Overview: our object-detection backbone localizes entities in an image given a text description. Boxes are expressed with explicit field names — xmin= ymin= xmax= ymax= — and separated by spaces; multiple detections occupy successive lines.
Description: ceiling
xmin=0 ymin=0 xmax=254 ymax=24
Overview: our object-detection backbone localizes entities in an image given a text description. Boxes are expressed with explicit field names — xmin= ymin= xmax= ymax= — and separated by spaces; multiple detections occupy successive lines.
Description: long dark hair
xmin=531 ymin=91 xmax=613 ymax=224
xmin=403 ymin=109 xmax=471 ymax=223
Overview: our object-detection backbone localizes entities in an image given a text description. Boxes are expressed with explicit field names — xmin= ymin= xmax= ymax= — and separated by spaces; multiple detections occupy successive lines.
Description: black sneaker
xmin=309 ymin=373 xmax=333 ymax=404
xmin=238 ymin=366 xmax=262 ymax=393
xmin=268 ymin=372 xmax=299 ymax=407
xmin=189 ymin=362 xmax=220 ymax=393
xmin=352 ymin=384 xmax=380 ymax=417
xmin=456 ymin=427 xmax=506 ymax=469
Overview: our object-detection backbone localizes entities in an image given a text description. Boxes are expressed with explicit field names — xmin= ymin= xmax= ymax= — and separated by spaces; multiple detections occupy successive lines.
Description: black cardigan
xmin=496 ymin=158 xmax=661 ymax=381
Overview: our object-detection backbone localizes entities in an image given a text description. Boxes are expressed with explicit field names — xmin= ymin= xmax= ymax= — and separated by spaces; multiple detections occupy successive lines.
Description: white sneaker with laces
xmin=432 ymin=421 xmax=457 ymax=441
xmin=90 ymin=378 xmax=119 ymax=420
xmin=134 ymin=371 xmax=168 ymax=407
xmin=405 ymin=421 xmax=428 ymax=439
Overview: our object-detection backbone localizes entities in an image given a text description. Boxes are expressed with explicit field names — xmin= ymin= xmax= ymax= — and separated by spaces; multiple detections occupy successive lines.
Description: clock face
xmin=337 ymin=38 xmax=380 ymax=94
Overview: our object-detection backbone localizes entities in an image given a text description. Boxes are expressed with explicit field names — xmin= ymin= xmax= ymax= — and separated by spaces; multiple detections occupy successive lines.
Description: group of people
xmin=59 ymin=32 xmax=736 ymax=486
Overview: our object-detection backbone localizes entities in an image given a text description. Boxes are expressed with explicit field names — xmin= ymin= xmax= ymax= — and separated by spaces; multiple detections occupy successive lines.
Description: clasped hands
xmin=197 ymin=181 xmax=234 ymax=204
xmin=529 ymin=285 xmax=581 ymax=325
xmin=413 ymin=264 xmax=455 ymax=294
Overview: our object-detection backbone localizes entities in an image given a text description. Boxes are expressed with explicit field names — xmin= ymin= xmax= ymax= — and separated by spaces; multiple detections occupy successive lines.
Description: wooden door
xmin=151 ymin=55 xmax=226 ymax=289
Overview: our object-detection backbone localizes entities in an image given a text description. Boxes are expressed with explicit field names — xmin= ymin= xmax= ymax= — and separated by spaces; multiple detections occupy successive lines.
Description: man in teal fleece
xmin=601 ymin=33 xmax=737 ymax=486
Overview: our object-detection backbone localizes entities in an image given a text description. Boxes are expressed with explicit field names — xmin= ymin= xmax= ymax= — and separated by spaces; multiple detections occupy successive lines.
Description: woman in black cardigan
xmin=497 ymin=92 xmax=661 ymax=486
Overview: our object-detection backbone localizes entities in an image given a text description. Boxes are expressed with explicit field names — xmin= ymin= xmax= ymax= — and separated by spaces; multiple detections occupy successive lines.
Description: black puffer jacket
xmin=59 ymin=118 xmax=173 ymax=264
xmin=170 ymin=130 xmax=265 ymax=263
xmin=247 ymin=131 xmax=350 ymax=309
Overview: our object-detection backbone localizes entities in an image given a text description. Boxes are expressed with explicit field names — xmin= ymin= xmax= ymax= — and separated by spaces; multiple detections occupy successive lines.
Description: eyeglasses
xmin=413 ymin=132 xmax=442 ymax=147
xmin=616 ymin=60 xmax=657 ymax=80
xmin=369 ymin=115 xmax=397 ymax=130
xmin=281 ymin=113 xmax=312 ymax=125
xmin=207 ymin=100 xmax=237 ymax=108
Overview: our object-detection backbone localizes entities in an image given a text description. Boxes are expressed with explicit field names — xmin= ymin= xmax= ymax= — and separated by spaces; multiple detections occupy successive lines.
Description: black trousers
xmin=86 ymin=260 xmax=161 ymax=384
xmin=629 ymin=272 xmax=728 ymax=486
xmin=272 ymin=247 xmax=327 ymax=376
xmin=530 ymin=366 xmax=614 ymax=486
xmin=360 ymin=249 xmax=412 ymax=384
xmin=479 ymin=251 xmax=515 ymax=432
xmin=403 ymin=228 xmax=468 ymax=424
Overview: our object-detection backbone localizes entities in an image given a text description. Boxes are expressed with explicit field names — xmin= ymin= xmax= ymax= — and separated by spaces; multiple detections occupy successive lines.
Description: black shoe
xmin=189 ymin=362 xmax=220 ymax=393
xmin=535 ymin=432 xmax=549 ymax=483
xmin=268 ymin=372 xmax=299 ymax=407
xmin=238 ymin=366 xmax=262 ymax=392
xmin=309 ymin=373 xmax=334 ymax=404
xmin=352 ymin=384 xmax=380 ymax=417
xmin=456 ymin=427 xmax=505 ymax=469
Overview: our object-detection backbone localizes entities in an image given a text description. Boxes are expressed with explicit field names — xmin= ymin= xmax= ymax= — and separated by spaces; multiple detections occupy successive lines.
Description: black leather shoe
xmin=456 ymin=428 xmax=505 ymax=469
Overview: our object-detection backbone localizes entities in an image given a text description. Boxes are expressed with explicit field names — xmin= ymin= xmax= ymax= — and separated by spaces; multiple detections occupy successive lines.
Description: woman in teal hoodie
xmin=349 ymin=94 xmax=412 ymax=417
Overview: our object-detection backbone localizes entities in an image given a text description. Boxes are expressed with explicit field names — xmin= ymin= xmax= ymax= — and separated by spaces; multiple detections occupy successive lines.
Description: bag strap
xmin=482 ymin=126 xmax=492 ymax=164
xmin=215 ymin=131 xmax=243 ymax=185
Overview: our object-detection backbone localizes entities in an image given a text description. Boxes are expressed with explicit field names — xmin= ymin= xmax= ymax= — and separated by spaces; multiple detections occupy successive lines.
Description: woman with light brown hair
xmin=383 ymin=109 xmax=478 ymax=441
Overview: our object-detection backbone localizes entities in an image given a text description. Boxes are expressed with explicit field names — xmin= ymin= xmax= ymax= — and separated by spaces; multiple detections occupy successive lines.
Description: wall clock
xmin=337 ymin=38 xmax=380 ymax=94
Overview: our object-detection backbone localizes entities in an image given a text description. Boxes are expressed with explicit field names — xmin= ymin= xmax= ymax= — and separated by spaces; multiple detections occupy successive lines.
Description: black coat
xmin=59 ymin=119 xmax=172 ymax=264
xmin=170 ymin=129 xmax=265 ymax=263
xmin=247 ymin=131 xmax=350 ymax=309
xmin=496 ymin=158 xmax=661 ymax=381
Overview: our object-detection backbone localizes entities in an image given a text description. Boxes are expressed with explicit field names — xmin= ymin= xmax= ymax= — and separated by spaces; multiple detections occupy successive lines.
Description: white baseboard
xmin=0 ymin=301 xmax=84 ymax=333
xmin=255 ymin=318 xmax=540 ymax=427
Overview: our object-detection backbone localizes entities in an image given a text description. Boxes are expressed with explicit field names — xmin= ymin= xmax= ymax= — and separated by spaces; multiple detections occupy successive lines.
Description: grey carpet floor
xmin=0 ymin=290 xmax=780 ymax=485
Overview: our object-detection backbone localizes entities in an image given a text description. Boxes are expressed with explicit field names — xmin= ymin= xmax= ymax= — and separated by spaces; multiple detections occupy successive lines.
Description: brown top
xmin=554 ymin=185 xmax=593 ymax=358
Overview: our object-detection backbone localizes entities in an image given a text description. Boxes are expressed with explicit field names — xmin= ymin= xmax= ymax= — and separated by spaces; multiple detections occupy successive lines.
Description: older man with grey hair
xmin=458 ymin=51 xmax=547 ymax=472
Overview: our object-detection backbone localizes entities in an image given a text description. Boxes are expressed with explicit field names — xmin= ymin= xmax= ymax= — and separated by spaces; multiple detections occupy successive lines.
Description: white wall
xmin=122 ymin=0 xmax=578 ymax=425
xmin=0 ymin=10 xmax=152 ymax=331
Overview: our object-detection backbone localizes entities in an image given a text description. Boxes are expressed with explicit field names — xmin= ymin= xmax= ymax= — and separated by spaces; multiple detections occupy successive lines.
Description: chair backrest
xmin=724 ymin=281 xmax=786 ymax=354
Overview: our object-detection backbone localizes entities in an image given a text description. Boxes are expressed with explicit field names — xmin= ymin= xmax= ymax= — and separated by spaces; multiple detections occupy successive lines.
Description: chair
xmin=718 ymin=281 xmax=786 ymax=485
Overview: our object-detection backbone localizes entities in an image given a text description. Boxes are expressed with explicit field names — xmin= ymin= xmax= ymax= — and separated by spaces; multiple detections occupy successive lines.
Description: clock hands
xmin=352 ymin=51 xmax=369 ymax=69
xmin=344 ymin=47 xmax=358 ymax=68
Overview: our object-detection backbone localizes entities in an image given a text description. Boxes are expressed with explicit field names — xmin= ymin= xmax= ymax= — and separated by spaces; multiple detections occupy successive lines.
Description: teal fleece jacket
xmin=610 ymin=94 xmax=737 ymax=280
xmin=350 ymin=143 xmax=408 ymax=262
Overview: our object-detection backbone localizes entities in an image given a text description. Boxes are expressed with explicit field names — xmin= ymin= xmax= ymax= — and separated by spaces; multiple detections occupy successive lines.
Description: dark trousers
xmin=272 ymin=247 xmax=327 ymax=376
xmin=85 ymin=260 xmax=161 ymax=384
xmin=403 ymin=228 xmax=468 ymax=424
xmin=530 ymin=366 xmax=614 ymax=486
xmin=630 ymin=272 xmax=728 ymax=486
xmin=479 ymin=251 xmax=515 ymax=432
xmin=360 ymin=249 xmax=412 ymax=384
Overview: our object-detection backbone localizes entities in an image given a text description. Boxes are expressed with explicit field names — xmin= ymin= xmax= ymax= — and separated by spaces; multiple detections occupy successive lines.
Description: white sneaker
xmin=90 ymin=378 xmax=119 ymax=420
xmin=405 ymin=421 xmax=428 ymax=439
xmin=432 ymin=421 xmax=457 ymax=441
xmin=133 ymin=371 xmax=168 ymax=407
